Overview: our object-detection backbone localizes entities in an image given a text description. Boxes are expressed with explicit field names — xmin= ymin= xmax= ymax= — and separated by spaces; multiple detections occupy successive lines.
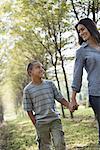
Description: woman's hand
xmin=68 ymin=101 xmax=79 ymax=112
xmin=71 ymin=90 xmax=79 ymax=111
xmin=71 ymin=100 xmax=79 ymax=111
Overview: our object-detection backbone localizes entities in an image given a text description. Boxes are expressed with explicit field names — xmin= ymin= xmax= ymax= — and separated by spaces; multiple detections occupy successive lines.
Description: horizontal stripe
xmin=23 ymin=80 xmax=63 ymax=123
xmin=30 ymin=92 xmax=53 ymax=100
xmin=28 ymin=87 xmax=52 ymax=95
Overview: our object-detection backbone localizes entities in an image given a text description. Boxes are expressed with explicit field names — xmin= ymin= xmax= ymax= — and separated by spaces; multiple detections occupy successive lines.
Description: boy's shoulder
xmin=43 ymin=80 xmax=56 ymax=88
xmin=23 ymin=82 xmax=32 ymax=92
xmin=23 ymin=80 xmax=55 ymax=92
xmin=44 ymin=79 xmax=53 ymax=85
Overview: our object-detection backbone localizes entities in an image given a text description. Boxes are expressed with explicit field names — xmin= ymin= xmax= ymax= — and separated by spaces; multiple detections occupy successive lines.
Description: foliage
xmin=0 ymin=107 xmax=99 ymax=150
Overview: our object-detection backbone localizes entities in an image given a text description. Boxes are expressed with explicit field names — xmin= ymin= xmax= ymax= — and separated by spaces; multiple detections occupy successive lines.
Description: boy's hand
xmin=71 ymin=101 xmax=79 ymax=110
xmin=59 ymin=98 xmax=78 ymax=112
xmin=68 ymin=102 xmax=79 ymax=112
xmin=68 ymin=102 xmax=75 ymax=112
xmin=27 ymin=111 xmax=36 ymax=127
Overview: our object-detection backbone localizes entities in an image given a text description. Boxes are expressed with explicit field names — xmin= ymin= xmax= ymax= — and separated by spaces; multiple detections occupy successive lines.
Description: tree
xmin=0 ymin=0 xmax=75 ymax=117
xmin=70 ymin=0 xmax=100 ymax=23
xmin=0 ymin=0 xmax=46 ymax=113
xmin=30 ymin=0 xmax=73 ymax=117
xmin=0 ymin=98 xmax=4 ymax=123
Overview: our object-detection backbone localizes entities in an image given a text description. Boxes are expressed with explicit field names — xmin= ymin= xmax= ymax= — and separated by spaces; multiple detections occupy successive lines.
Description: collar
xmin=81 ymin=42 xmax=88 ymax=48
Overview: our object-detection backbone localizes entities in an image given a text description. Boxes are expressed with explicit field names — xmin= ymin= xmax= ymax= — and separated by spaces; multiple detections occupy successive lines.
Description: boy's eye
xmin=40 ymin=65 xmax=45 ymax=69
xmin=42 ymin=66 xmax=45 ymax=70
xmin=37 ymin=66 xmax=41 ymax=69
xmin=36 ymin=65 xmax=45 ymax=70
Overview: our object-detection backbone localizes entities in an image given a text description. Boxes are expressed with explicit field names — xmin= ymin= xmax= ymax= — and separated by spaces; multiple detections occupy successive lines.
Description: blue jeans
xmin=89 ymin=95 xmax=100 ymax=143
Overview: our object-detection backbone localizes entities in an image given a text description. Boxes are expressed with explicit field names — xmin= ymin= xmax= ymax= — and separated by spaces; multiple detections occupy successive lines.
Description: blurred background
xmin=0 ymin=0 xmax=100 ymax=149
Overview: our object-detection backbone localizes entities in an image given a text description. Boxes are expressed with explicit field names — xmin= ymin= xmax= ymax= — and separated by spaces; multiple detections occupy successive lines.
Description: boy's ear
xmin=29 ymin=70 xmax=32 ymax=76
xmin=29 ymin=71 xmax=31 ymax=75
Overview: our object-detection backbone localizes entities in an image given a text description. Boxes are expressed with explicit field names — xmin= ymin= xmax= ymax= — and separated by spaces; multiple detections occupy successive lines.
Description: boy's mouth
xmin=40 ymin=72 xmax=44 ymax=75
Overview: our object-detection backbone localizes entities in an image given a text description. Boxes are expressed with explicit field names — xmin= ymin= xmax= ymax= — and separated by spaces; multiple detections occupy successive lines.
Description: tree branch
xmin=70 ymin=0 xmax=79 ymax=21
xmin=87 ymin=1 xmax=91 ymax=17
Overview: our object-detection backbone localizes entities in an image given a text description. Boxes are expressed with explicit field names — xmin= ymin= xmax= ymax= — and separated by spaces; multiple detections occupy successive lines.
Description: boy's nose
xmin=40 ymin=67 xmax=44 ymax=71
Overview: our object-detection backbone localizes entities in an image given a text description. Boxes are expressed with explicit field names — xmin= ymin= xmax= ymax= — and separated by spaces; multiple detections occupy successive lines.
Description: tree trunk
xmin=92 ymin=0 xmax=96 ymax=22
xmin=58 ymin=50 xmax=73 ymax=118
xmin=54 ymin=65 xmax=65 ymax=118
xmin=0 ymin=102 xmax=4 ymax=123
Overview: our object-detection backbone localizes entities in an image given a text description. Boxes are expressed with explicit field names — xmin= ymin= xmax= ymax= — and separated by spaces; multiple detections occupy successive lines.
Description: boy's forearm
xmin=59 ymin=98 xmax=69 ymax=108
xmin=27 ymin=111 xmax=36 ymax=126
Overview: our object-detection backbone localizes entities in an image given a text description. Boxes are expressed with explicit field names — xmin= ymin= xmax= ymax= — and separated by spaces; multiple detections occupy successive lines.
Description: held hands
xmin=68 ymin=101 xmax=79 ymax=112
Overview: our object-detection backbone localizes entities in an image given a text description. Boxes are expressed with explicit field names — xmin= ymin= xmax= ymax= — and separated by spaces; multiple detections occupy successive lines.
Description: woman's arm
xmin=71 ymin=48 xmax=85 ymax=110
xmin=71 ymin=90 xmax=77 ymax=102
xmin=72 ymin=48 xmax=85 ymax=93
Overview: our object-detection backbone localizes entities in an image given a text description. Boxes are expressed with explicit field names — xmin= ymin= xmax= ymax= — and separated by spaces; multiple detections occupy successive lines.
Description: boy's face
xmin=30 ymin=63 xmax=45 ymax=78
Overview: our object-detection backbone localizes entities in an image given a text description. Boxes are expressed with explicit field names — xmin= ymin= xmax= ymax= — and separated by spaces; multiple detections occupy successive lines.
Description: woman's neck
xmin=87 ymin=37 xmax=99 ymax=48
xmin=31 ymin=77 xmax=43 ymax=85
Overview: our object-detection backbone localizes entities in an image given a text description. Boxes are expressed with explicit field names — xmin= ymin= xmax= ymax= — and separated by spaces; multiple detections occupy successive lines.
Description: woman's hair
xmin=75 ymin=18 xmax=100 ymax=45
xmin=27 ymin=60 xmax=40 ymax=76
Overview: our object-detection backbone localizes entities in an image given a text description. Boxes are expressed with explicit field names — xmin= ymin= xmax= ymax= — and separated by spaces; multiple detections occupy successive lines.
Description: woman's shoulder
xmin=76 ymin=42 xmax=88 ymax=55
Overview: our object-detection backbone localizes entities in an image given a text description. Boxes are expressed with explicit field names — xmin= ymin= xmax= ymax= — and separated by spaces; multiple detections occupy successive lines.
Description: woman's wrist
xmin=71 ymin=90 xmax=77 ymax=101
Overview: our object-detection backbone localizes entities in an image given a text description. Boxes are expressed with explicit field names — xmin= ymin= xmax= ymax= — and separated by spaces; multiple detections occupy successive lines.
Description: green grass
xmin=0 ymin=107 xmax=100 ymax=150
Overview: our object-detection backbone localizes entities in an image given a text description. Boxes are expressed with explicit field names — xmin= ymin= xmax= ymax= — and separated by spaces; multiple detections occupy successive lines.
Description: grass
xmin=0 ymin=106 xmax=100 ymax=150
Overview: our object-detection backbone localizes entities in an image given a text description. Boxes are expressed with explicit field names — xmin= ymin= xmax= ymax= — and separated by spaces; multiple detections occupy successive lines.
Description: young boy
xmin=23 ymin=60 xmax=73 ymax=150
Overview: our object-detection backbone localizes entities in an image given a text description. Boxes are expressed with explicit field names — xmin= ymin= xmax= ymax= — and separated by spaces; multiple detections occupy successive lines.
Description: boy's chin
xmin=39 ymin=75 xmax=44 ymax=78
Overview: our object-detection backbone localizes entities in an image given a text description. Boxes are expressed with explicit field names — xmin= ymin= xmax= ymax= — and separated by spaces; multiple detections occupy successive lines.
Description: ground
xmin=0 ymin=106 xmax=100 ymax=150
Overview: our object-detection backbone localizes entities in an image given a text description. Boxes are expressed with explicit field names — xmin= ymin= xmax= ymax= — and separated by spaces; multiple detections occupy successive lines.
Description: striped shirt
xmin=23 ymin=80 xmax=64 ymax=124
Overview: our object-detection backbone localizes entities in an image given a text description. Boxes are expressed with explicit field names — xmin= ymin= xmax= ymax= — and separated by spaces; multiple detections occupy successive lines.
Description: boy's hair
xmin=27 ymin=60 xmax=40 ymax=76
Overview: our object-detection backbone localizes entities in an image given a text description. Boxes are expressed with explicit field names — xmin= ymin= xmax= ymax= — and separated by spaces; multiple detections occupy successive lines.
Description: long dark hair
xmin=75 ymin=18 xmax=100 ymax=45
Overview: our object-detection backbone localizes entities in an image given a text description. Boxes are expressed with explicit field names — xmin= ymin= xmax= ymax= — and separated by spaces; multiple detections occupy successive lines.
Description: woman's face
xmin=77 ymin=24 xmax=91 ymax=41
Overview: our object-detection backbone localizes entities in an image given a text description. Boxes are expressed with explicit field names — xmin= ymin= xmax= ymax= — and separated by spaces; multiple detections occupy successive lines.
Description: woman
xmin=71 ymin=18 xmax=100 ymax=144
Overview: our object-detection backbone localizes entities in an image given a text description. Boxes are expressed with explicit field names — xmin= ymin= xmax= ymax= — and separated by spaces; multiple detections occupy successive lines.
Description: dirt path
xmin=0 ymin=123 xmax=9 ymax=150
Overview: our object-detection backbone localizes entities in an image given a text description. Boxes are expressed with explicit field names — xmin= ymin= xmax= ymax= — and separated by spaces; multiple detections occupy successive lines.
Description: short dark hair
xmin=27 ymin=60 xmax=40 ymax=76
xmin=75 ymin=18 xmax=100 ymax=45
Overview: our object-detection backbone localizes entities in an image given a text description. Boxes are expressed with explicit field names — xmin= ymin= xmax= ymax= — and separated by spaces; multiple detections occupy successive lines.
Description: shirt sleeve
xmin=23 ymin=88 xmax=34 ymax=111
xmin=51 ymin=81 xmax=64 ymax=102
xmin=71 ymin=49 xmax=85 ymax=93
